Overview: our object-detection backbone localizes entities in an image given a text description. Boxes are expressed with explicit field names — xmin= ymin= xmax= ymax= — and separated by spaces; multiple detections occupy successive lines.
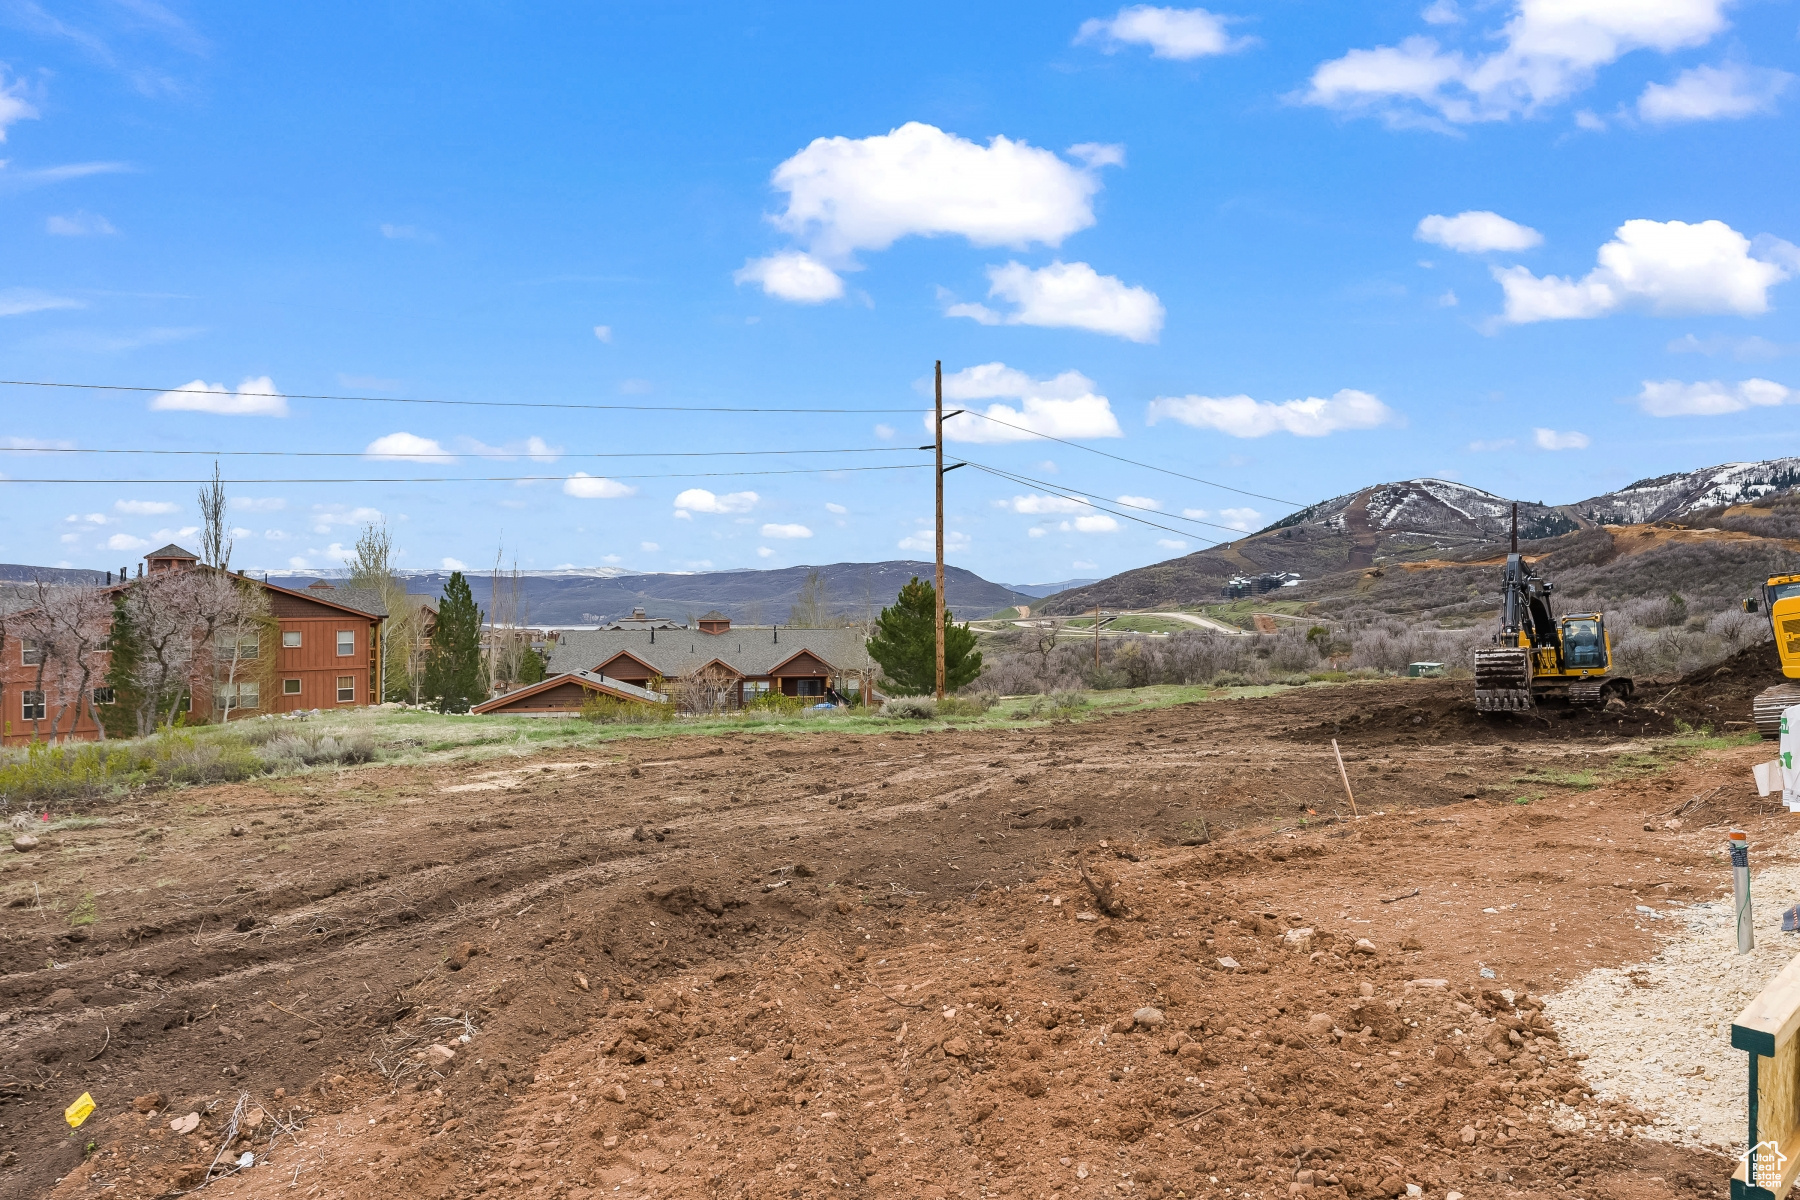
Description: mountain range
xmin=1039 ymin=457 xmax=1800 ymax=614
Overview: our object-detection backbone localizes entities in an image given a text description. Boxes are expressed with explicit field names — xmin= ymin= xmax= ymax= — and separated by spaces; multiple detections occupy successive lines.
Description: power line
xmin=957 ymin=410 xmax=1301 ymax=507
xmin=960 ymin=459 xmax=1243 ymax=542
xmin=1 ymin=444 xmax=924 ymax=460
xmin=0 ymin=378 xmax=921 ymax=414
xmin=0 ymin=463 xmax=931 ymax=485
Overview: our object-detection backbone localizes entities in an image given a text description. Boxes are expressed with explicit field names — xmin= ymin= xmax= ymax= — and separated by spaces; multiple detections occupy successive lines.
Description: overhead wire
xmin=0 ymin=378 xmax=920 ymax=414
xmin=0 ymin=463 xmax=931 ymax=485
xmin=959 ymin=458 xmax=1247 ymax=542
xmin=0 ymin=444 xmax=924 ymax=460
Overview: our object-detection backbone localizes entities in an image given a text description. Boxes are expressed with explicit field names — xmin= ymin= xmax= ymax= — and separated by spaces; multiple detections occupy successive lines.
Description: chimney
xmin=106 ymin=570 xmax=112 ymax=585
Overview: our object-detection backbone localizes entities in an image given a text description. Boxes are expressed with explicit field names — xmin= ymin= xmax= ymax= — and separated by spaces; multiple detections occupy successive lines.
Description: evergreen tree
xmin=424 ymin=571 xmax=485 ymax=712
xmin=517 ymin=646 xmax=547 ymax=685
xmin=865 ymin=576 xmax=982 ymax=695
xmin=101 ymin=590 xmax=147 ymax=737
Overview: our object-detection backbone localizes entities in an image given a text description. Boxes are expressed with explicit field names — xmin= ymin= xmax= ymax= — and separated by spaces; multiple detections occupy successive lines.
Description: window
xmin=283 ymin=678 xmax=302 ymax=695
xmin=336 ymin=630 xmax=355 ymax=657
xmin=336 ymin=675 xmax=356 ymax=702
xmin=796 ymin=678 xmax=823 ymax=697
xmin=20 ymin=640 xmax=42 ymax=666
xmin=216 ymin=632 xmax=259 ymax=661
xmin=282 ymin=631 xmax=302 ymax=649
xmin=92 ymin=687 xmax=115 ymax=705
xmin=21 ymin=690 xmax=45 ymax=720
xmin=214 ymin=681 xmax=260 ymax=711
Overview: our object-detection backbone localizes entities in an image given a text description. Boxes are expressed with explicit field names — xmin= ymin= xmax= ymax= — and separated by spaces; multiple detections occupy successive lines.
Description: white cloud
xmin=593 ymin=324 xmax=613 ymax=343
xmin=1421 ymin=0 xmax=1461 ymax=24
xmin=1574 ymin=108 xmax=1608 ymax=131
xmin=0 ymin=71 xmax=38 ymax=141
xmin=1437 ymin=289 xmax=1459 ymax=307
xmin=1 ymin=435 xmax=74 ymax=450
xmin=1072 ymin=560 xmax=1099 ymax=570
xmin=65 ymin=511 xmax=108 ymax=526
xmin=46 ymin=211 xmax=116 ymax=236
xmin=150 ymin=375 xmax=288 ymax=417
xmin=934 ymin=363 xmax=1124 ymax=444
xmin=458 ymin=434 xmax=561 ymax=461
xmin=1468 ymin=438 xmax=1517 ymax=451
xmin=944 ymin=261 xmax=1164 ymax=342
xmin=441 ymin=557 xmax=467 ymax=570
xmin=674 ymin=488 xmax=759 ymax=515
xmin=874 ymin=423 xmax=896 ymax=439
xmin=1075 ymin=6 xmax=1251 ymax=59
xmin=1147 ymin=388 xmax=1397 ymax=437
xmin=264 ymin=529 xmax=289 ymax=541
xmin=1028 ymin=527 xmax=1047 ymax=538
xmin=1495 ymin=219 xmax=1789 ymax=323
xmin=641 ymin=541 xmax=659 ymax=551
xmin=757 ymin=546 xmax=774 ymax=558
xmin=761 ymin=522 xmax=813 ymax=539
xmin=1157 ymin=538 xmax=1189 ymax=550
xmin=1634 ymin=377 xmax=1793 ymax=416
xmin=1667 ymin=332 xmax=1798 ymax=360
xmin=618 ymin=379 xmax=653 ymax=395
xmin=899 ymin=528 xmax=971 ymax=553
xmin=1533 ymin=427 xmax=1590 ymax=450
xmin=1639 ymin=62 xmax=1795 ymax=123
xmin=310 ymin=505 xmax=383 ymax=531
xmin=1067 ymin=142 xmax=1127 ymax=169
xmin=115 ymin=499 xmax=177 ymax=515
xmin=289 ymin=556 xmax=310 ymax=569
xmin=1003 ymin=493 xmax=1091 ymax=515
xmin=1415 ymin=210 xmax=1542 ymax=253
xmin=764 ymin=122 xmax=1106 ymax=262
xmin=364 ymin=431 xmax=446 ymax=461
xmin=1303 ymin=0 xmax=1733 ymax=127
xmin=1061 ymin=514 xmax=1120 ymax=534
xmin=233 ymin=496 xmax=286 ymax=511
xmin=734 ymin=252 xmax=845 ymax=303
xmin=106 ymin=533 xmax=150 ymax=551
xmin=563 ymin=473 xmax=637 ymax=499
xmin=825 ymin=502 xmax=848 ymax=515
xmin=380 ymin=223 xmax=436 ymax=241
xmin=0 ymin=287 xmax=82 ymax=317
xmin=1216 ymin=507 xmax=1261 ymax=530
xmin=1116 ymin=494 xmax=1160 ymax=509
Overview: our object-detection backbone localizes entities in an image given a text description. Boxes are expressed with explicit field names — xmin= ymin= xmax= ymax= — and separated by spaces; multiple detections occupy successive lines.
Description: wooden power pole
xmin=935 ymin=360 xmax=946 ymax=700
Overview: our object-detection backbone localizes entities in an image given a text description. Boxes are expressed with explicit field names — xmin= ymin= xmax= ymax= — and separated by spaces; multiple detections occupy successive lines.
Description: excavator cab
xmin=1560 ymin=615 xmax=1608 ymax=670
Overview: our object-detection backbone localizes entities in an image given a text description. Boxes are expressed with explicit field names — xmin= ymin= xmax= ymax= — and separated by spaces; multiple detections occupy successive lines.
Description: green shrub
xmin=744 ymin=692 xmax=806 ymax=716
xmin=881 ymin=697 xmax=938 ymax=720
xmin=1211 ymin=672 xmax=1250 ymax=688
xmin=580 ymin=695 xmax=676 ymax=725
xmin=939 ymin=694 xmax=995 ymax=717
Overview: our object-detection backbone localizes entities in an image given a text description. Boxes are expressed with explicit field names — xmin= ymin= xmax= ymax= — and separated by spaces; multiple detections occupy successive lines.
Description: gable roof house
xmin=480 ymin=613 xmax=876 ymax=717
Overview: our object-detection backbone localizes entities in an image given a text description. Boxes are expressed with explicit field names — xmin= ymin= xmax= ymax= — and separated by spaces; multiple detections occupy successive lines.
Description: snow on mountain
xmin=1572 ymin=459 xmax=1800 ymax=526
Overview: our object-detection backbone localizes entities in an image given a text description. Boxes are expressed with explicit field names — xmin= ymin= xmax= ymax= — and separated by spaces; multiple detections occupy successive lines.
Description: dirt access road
xmin=0 ymin=666 xmax=1771 ymax=1200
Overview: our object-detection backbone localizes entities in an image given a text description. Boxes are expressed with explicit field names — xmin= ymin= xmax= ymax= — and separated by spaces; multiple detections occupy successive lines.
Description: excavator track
xmin=1568 ymin=677 xmax=1633 ymax=707
xmin=1753 ymin=684 xmax=1800 ymax=740
xmin=1474 ymin=647 xmax=1532 ymax=712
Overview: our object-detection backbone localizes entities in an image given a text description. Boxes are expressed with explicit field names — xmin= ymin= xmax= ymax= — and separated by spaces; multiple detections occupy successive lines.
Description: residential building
xmin=545 ymin=613 xmax=874 ymax=705
xmin=1 ymin=546 xmax=387 ymax=746
xmin=469 ymin=670 xmax=666 ymax=716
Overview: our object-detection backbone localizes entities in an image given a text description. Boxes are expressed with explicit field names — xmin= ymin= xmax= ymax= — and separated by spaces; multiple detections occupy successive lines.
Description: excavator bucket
xmin=1475 ymin=647 xmax=1533 ymax=711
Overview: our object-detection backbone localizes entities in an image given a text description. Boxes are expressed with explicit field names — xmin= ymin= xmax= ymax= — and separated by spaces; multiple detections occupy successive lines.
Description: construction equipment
xmin=1474 ymin=506 xmax=1633 ymax=712
xmin=1741 ymin=574 xmax=1800 ymax=738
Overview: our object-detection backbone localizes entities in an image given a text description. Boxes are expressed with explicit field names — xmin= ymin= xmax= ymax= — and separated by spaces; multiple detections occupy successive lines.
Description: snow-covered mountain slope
xmin=1572 ymin=459 xmax=1800 ymax=525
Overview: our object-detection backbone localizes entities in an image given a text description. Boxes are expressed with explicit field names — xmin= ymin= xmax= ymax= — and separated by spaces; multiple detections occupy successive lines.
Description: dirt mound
xmin=1659 ymin=638 xmax=1781 ymax=728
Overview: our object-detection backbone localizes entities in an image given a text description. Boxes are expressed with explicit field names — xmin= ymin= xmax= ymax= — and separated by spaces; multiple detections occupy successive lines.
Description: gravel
xmin=1546 ymin=843 xmax=1800 ymax=1154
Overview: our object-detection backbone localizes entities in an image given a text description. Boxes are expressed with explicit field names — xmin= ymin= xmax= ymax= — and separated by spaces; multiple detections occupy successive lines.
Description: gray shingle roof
xmin=286 ymin=582 xmax=390 ymax=618
xmin=547 ymin=626 xmax=872 ymax=679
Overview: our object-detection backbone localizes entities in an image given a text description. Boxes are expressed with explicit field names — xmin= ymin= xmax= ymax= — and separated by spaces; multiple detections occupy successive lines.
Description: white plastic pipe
xmin=1732 ymin=830 xmax=1753 ymax=955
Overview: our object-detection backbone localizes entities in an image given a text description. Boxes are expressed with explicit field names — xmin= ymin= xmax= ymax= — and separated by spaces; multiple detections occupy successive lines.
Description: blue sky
xmin=3 ymin=1 xmax=1798 ymax=584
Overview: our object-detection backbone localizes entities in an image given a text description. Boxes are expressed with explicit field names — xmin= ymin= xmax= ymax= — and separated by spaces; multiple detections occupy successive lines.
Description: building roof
xmin=147 ymin=543 xmax=200 ymax=561
xmin=547 ymin=626 xmax=872 ymax=679
xmin=469 ymin=669 xmax=666 ymax=714
xmin=261 ymin=578 xmax=390 ymax=619
xmin=405 ymin=592 xmax=440 ymax=614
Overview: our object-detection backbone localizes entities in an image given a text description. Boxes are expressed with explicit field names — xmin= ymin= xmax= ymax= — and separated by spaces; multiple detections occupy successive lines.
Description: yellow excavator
xmin=1742 ymin=574 xmax=1800 ymax=738
xmin=1474 ymin=508 xmax=1633 ymax=712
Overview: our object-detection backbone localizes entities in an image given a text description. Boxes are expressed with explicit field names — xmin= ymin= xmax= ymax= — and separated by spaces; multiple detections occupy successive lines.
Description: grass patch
xmin=68 ymin=893 xmax=96 ymax=927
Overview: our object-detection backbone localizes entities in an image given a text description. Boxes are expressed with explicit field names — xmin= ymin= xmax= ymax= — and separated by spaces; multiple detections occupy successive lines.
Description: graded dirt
xmin=0 ymin=675 xmax=1772 ymax=1199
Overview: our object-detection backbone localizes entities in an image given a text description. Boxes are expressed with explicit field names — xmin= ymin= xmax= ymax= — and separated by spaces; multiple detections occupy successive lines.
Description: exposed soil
xmin=0 ymin=676 xmax=1769 ymax=1199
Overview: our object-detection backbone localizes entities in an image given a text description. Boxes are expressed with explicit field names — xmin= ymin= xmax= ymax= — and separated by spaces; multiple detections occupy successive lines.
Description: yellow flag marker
xmin=64 ymin=1092 xmax=95 ymax=1128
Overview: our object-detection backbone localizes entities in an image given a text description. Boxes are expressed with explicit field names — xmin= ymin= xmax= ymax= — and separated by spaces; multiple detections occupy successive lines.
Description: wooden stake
xmin=1332 ymin=738 xmax=1358 ymax=815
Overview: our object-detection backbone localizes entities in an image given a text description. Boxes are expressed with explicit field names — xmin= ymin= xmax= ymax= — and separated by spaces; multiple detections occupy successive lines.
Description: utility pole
xmin=935 ymin=360 xmax=946 ymax=700
xmin=1092 ymin=606 xmax=1103 ymax=670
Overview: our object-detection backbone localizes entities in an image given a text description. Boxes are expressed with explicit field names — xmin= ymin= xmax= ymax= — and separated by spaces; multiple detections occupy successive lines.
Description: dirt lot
xmin=0 ymin=668 xmax=1777 ymax=1200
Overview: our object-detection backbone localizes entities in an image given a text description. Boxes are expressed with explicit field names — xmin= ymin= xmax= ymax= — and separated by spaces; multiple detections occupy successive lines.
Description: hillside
xmin=1042 ymin=458 xmax=1800 ymax=615
xmin=268 ymin=560 xmax=1029 ymax=625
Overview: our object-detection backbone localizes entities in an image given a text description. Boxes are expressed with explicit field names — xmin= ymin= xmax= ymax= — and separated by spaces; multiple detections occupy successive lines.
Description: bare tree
xmin=1030 ymin=617 xmax=1066 ymax=680
xmin=788 ymin=568 xmax=831 ymax=627
xmin=349 ymin=521 xmax=412 ymax=701
xmin=486 ymin=547 xmax=528 ymax=693
xmin=11 ymin=579 xmax=113 ymax=741
xmin=198 ymin=460 xmax=232 ymax=570
xmin=207 ymin=573 xmax=273 ymax=722
xmin=673 ymin=665 xmax=738 ymax=714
